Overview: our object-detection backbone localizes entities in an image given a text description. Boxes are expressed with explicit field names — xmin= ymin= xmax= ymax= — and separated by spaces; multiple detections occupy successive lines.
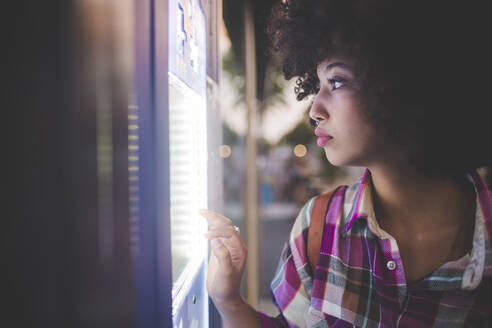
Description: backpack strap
xmin=307 ymin=187 xmax=338 ymax=275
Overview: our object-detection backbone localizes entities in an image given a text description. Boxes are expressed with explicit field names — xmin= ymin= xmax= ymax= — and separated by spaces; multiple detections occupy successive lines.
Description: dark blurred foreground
xmin=3 ymin=1 xmax=136 ymax=327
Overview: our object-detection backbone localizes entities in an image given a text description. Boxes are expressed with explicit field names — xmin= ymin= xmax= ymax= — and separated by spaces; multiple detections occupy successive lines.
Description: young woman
xmin=199 ymin=1 xmax=492 ymax=327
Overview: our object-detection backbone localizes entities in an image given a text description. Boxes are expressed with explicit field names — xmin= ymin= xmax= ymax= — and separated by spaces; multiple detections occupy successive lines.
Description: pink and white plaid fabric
xmin=259 ymin=168 xmax=492 ymax=327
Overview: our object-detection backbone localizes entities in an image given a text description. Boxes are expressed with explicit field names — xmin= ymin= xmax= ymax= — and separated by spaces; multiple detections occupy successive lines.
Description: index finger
xmin=198 ymin=208 xmax=233 ymax=228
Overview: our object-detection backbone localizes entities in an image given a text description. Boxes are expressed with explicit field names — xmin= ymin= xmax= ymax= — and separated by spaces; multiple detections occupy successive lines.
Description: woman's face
xmin=309 ymin=58 xmax=392 ymax=167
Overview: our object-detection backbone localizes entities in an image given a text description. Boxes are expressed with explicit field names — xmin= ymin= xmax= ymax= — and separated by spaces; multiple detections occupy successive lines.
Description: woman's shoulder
xmin=290 ymin=180 xmax=361 ymax=239
xmin=299 ymin=185 xmax=346 ymax=230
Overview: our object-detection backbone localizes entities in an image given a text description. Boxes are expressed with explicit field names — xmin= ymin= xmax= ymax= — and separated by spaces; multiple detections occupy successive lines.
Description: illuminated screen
xmin=169 ymin=72 xmax=208 ymax=290
xmin=168 ymin=0 xmax=208 ymax=313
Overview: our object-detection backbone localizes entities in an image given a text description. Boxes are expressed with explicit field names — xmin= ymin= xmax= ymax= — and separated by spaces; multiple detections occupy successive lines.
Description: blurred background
xmin=217 ymin=1 xmax=363 ymax=315
xmin=3 ymin=0 xmax=491 ymax=327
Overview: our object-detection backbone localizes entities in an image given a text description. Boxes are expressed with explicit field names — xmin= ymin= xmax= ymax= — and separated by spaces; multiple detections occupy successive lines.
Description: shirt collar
xmin=466 ymin=170 xmax=492 ymax=281
xmin=343 ymin=168 xmax=376 ymax=234
xmin=342 ymin=167 xmax=492 ymax=281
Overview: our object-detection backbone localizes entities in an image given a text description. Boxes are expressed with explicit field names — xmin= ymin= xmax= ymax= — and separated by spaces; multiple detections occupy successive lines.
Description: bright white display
xmin=168 ymin=0 xmax=208 ymax=318
xmin=169 ymin=71 xmax=208 ymax=307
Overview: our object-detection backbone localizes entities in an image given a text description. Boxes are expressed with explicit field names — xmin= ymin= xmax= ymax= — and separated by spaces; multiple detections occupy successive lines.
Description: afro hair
xmin=269 ymin=0 xmax=492 ymax=179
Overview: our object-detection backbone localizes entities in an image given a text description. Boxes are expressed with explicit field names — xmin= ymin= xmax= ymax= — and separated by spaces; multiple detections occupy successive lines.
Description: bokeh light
xmin=293 ymin=144 xmax=307 ymax=157
xmin=220 ymin=145 xmax=232 ymax=158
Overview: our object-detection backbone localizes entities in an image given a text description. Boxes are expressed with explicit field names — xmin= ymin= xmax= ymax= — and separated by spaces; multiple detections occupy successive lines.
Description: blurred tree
xmin=223 ymin=0 xmax=278 ymax=104
xmin=222 ymin=120 xmax=240 ymax=146
xmin=222 ymin=44 xmax=286 ymax=113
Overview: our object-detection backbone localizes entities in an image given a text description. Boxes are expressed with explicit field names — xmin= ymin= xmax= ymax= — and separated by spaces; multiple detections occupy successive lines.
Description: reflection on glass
xmin=128 ymin=92 xmax=141 ymax=258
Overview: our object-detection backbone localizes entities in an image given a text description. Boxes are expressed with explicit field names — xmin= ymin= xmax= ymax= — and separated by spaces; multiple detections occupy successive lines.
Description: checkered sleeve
xmin=258 ymin=197 xmax=317 ymax=328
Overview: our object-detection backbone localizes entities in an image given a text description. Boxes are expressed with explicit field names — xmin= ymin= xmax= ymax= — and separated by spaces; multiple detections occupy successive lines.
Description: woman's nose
xmin=308 ymin=95 xmax=329 ymax=123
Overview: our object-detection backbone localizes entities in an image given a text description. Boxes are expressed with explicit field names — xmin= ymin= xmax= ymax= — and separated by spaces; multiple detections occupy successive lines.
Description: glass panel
xmin=128 ymin=91 xmax=141 ymax=259
xmin=169 ymin=72 xmax=208 ymax=286
xmin=168 ymin=0 xmax=208 ymax=312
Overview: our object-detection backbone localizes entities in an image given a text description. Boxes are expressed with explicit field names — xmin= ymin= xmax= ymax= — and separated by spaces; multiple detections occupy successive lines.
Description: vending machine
xmin=133 ymin=0 xmax=223 ymax=327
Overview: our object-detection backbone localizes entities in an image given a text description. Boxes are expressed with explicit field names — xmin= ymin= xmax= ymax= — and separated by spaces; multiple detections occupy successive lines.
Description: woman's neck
xmin=367 ymin=164 xmax=475 ymax=229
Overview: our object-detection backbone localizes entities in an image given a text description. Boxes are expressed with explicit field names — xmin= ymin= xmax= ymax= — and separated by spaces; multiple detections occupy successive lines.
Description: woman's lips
xmin=317 ymin=136 xmax=333 ymax=147
xmin=315 ymin=128 xmax=333 ymax=147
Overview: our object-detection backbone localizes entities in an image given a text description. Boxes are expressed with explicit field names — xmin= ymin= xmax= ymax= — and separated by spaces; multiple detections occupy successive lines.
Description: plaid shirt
xmin=258 ymin=168 xmax=492 ymax=327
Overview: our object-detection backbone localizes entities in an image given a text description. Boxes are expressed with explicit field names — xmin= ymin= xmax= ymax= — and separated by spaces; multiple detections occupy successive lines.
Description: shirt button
xmin=387 ymin=260 xmax=396 ymax=271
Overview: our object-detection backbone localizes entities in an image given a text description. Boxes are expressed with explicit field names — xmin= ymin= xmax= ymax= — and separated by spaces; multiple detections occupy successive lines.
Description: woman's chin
xmin=323 ymin=151 xmax=358 ymax=167
xmin=323 ymin=153 xmax=343 ymax=167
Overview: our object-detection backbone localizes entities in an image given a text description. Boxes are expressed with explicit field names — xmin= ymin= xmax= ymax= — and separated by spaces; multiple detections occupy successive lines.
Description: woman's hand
xmin=199 ymin=209 xmax=247 ymax=305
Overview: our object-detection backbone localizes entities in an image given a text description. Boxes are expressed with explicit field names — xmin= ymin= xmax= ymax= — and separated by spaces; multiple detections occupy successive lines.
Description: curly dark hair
xmin=268 ymin=0 xmax=492 ymax=179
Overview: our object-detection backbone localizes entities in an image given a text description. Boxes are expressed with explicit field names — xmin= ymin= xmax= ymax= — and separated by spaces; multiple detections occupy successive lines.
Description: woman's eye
xmin=328 ymin=78 xmax=344 ymax=90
